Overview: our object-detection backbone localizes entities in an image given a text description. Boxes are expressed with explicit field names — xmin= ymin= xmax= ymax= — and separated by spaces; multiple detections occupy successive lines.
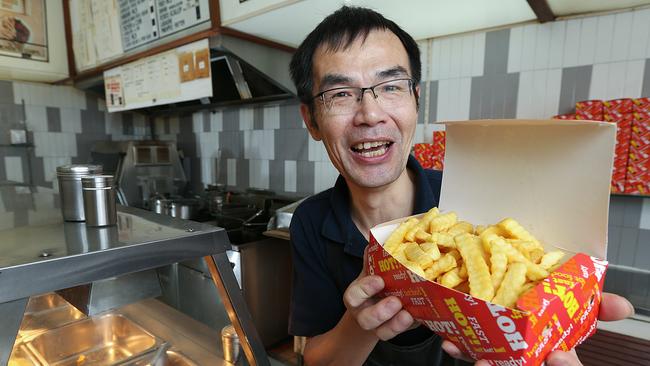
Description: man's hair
xmin=289 ymin=6 xmax=421 ymax=107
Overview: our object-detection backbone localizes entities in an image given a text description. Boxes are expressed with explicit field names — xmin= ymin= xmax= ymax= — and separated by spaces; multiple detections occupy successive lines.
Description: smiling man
xmin=287 ymin=6 xmax=633 ymax=366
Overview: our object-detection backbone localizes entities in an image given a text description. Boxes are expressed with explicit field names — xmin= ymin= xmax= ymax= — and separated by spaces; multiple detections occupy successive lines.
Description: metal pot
xmin=167 ymin=199 xmax=200 ymax=220
xmin=149 ymin=195 xmax=170 ymax=215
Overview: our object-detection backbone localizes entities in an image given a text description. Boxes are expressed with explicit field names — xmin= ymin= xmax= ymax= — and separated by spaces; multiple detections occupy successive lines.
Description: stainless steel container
xmin=167 ymin=199 xmax=200 ymax=220
xmin=81 ymin=175 xmax=117 ymax=227
xmin=221 ymin=325 xmax=241 ymax=364
xmin=56 ymin=164 xmax=103 ymax=221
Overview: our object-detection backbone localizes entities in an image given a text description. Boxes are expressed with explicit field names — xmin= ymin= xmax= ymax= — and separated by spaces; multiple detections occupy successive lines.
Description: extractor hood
xmin=76 ymin=34 xmax=296 ymax=114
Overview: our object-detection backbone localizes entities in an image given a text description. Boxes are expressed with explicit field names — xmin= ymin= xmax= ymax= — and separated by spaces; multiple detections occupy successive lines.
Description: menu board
xmin=104 ymin=38 xmax=212 ymax=112
xmin=70 ymin=0 xmax=210 ymax=71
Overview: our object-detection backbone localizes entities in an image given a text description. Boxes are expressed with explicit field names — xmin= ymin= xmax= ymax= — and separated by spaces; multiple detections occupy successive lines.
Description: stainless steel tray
xmin=26 ymin=313 xmax=160 ymax=366
xmin=18 ymin=293 xmax=86 ymax=342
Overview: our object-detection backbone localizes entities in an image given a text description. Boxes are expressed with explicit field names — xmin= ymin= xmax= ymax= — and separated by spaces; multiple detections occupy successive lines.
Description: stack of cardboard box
xmin=413 ymin=131 xmax=446 ymax=170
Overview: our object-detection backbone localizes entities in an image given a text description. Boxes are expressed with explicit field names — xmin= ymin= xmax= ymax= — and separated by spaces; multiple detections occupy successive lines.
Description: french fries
xmin=383 ymin=207 xmax=565 ymax=309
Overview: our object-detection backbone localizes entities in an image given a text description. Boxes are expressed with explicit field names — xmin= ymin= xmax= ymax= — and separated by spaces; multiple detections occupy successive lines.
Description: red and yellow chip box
xmin=604 ymin=99 xmax=633 ymax=115
xmin=575 ymin=100 xmax=604 ymax=121
xmin=625 ymin=113 xmax=650 ymax=195
xmin=432 ymin=131 xmax=446 ymax=171
xmin=414 ymin=143 xmax=435 ymax=169
xmin=368 ymin=119 xmax=616 ymax=366
xmin=633 ymin=98 xmax=650 ymax=114
xmin=552 ymin=113 xmax=576 ymax=120
xmin=604 ymin=113 xmax=633 ymax=193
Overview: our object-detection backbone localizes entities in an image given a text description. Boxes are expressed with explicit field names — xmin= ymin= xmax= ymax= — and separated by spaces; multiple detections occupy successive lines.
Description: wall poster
xmin=0 ymin=0 xmax=47 ymax=61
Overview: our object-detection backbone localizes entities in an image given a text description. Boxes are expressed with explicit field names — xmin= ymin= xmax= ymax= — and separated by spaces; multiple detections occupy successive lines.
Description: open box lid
xmin=437 ymin=119 xmax=616 ymax=259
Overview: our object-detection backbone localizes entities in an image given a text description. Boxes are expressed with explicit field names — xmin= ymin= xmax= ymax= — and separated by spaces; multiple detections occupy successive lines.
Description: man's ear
xmin=300 ymin=103 xmax=322 ymax=141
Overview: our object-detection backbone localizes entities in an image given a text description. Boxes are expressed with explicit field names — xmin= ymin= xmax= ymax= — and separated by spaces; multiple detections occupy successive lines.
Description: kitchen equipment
xmin=17 ymin=293 xmax=86 ymax=343
xmin=25 ymin=314 xmax=159 ymax=365
xmin=151 ymin=342 xmax=171 ymax=366
xmin=56 ymin=164 xmax=103 ymax=221
xmin=82 ymin=175 xmax=117 ymax=227
xmin=167 ymin=198 xmax=201 ymax=220
xmin=221 ymin=324 xmax=241 ymax=364
xmin=150 ymin=194 xmax=171 ymax=215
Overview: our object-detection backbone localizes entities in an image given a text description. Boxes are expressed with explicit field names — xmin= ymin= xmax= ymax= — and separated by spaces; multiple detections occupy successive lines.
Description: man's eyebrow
xmin=377 ymin=66 xmax=410 ymax=79
xmin=318 ymin=74 xmax=354 ymax=91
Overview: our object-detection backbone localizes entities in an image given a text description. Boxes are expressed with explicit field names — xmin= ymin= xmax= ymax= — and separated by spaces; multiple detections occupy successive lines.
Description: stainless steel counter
xmin=0 ymin=205 xmax=270 ymax=366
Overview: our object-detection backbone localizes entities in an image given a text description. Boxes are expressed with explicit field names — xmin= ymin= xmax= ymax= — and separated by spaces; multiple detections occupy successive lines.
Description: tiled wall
xmin=0 ymin=80 xmax=149 ymax=227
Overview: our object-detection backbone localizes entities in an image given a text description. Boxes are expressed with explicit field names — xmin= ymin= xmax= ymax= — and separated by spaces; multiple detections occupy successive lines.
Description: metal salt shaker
xmin=81 ymin=175 xmax=117 ymax=227
xmin=221 ymin=324 xmax=241 ymax=364
xmin=56 ymin=164 xmax=103 ymax=221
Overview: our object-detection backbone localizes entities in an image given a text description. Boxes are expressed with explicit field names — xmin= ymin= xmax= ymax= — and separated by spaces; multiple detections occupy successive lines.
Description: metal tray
xmin=26 ymin=313 xmax=159 ymax=366
xmin=18 ymin=293 xmax=86 ymax=342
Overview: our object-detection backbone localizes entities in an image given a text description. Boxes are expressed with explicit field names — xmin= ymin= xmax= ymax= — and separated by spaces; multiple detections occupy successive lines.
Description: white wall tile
xmin=201 ymin=158 xmax=214 ymax=185
xmin=429 ymin=39 xmax=441 ymax=81
xmin=25 ymin=105 xmax=47 ymax=132
xmin=155 ymin=118 xmax=165 ymax=135
xmin=263 ymin=106 xmax=280 ymax=129
xmin=624 ymin=60 xmax=646 ymax=98
xmin=606 ymin=61 xmax=627 ymax=99
xmin=314 ymin=161 xmax=337 ymax=194
xmin=640 ymin=198 xmax=650 ymax=230
xmin=5 ymin=156 xmax=23 ymax=183
xmin=209 ymin=111 xmax=223 ymax=131
xmin=192 ymin=112 xmax=203 ymax=133
xmin=43 ymin=157 xmax=71 ymax=182
xmin=629 ymin=9 xmax=650 ymax=60
xmin=460 ymin=34 xmax=474 ymax=77
xmin=471 ymin=33 xmax=485 ymax=77
xmin=516 ymin=71 xmax=534 ymax=118
xmin=563 ymin=19 xmax=581 ymax=67
xmin=70 ymin=87 xmax=87 ymax=110
xmin=534 ymin=23 xmax=552 ymax=70
xmin=507 ymin=25 xmax=523 ymax=73
xmin=611 ymin=12 xmax=633 ymax=62
xmin=436 ymin=78 xmax=471 ymax=121
xmin=438 ymin=38 xmax=451 ymax=79
xmin=418 ymin=40 xmax=429 ymax=81
xmin=227 ymin=158 xmax=237 ymax=186
xmin=239 ymin=108 xmax=254 ymax=130
xmin=284 ymin=160 xmax=297 ymax=192
xmin=307 ymin=137 xmax=326 ymax=161
xmin=521 ymin=24 xmax=537 ymax=71
xmin=548 ymin=21 xmax=566 ymax=69
xmin=249 ymin=159 xmax=269 ymax=189
xmin=543 ymin=69 xmax=562 ymax=118
xmin=577 ymin=17 xmax=598 ymax=66
xmin=97 ymin=98 xmax=106 ymax=112
xmin=448 ymin=36 xmax=463 ymax=79
xmin=243 ymin=130 xmax=253 ymax=159
xmin=12 ymin=82 xmax=28 ymax=104
xmin=60 ymin=108 xmax=82 ymax=134
xmin=594 ymin=15 xmax=615 ymax=63
xmin=589 ymin=63 xmax=610 ymax=100
xmin=263 ymin=129 xmax=274 ymax=159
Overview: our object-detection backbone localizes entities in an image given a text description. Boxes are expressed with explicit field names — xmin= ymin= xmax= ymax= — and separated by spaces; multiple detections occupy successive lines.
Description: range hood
xmin=77 ymin=34 xmax=296 ymax=114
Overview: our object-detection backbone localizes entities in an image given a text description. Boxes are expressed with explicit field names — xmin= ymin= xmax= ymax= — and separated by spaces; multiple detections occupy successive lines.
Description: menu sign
xmin=104 ymin=38 xmax=212 ymax=112
xmin=119 ymin=0 xmax=210 ymax=51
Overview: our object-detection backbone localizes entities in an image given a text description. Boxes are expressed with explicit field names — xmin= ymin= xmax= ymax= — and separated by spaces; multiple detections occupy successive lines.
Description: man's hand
xmin=441 ymin=292 xmax=635 ymax=365
xmin=342 ymin=247 xmax=416 ymax=341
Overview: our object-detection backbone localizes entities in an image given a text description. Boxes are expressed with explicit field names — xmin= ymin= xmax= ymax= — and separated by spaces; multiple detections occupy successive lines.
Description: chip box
xmin=368 ymin=119 xmax=616 ymax=366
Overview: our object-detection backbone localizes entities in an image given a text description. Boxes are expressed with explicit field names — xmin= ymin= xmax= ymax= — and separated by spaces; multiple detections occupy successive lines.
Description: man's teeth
xmin=359 ymin=146 xmax=387 ymax=157
xmin=352 ymin=141 xmax=390 ymax=157
xmin=353 ymin=141 xmax=389 ymax=150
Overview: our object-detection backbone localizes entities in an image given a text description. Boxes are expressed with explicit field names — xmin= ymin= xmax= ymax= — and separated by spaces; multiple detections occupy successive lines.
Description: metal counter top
xmin=0 ymin=205 xmax=228 ymax=303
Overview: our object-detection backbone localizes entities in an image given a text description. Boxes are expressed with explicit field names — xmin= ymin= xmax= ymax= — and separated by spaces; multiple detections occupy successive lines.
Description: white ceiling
xmin=222 ymin=0 xmax=650 ymax=48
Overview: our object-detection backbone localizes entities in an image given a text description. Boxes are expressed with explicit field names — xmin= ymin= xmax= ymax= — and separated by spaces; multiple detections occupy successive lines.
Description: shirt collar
xmin=321 ymin=155 xmax=436 ymax=258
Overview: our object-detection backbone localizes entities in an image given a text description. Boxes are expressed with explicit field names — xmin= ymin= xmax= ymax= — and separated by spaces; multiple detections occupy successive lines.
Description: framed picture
xmin=0 ymin=0 xmax=48 ymax=61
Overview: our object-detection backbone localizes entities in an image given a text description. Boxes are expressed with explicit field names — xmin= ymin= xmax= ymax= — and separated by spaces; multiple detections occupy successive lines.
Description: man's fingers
xmin=599 ymin=292 xmax=634 ymax=321
xmin=343 ymin=275 xmax=385 ymax=309
xmin=375 ymin=309 xmax=414 ymax=341
xmin=356 ymin=296 xmax=403 ymax=331
xmin=441 ymin=340 xmax=475 ymax=362
xmin=361 ymin=245 xmax=369 ymax=277
xmin=546 ymin=349 xmax=582 ymax=366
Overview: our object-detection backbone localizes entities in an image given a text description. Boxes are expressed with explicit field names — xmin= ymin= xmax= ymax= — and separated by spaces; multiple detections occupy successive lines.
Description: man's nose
xmin=354 ymin=89 xmax=387 ymax=125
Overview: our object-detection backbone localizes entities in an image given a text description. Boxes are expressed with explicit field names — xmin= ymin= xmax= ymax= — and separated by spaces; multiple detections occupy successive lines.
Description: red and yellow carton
xmin=633 ymin=97 xmax=650 ymax=114
xmin=626 ymin=113 xmax=650 ymax=195
xmin=414 ymin=143 xmax=435 ymax=169
xmin=604 ymin=98 xmax=633 ymax=115
xmin=575 ymin=100 xmax=604 ymax=121
xmin=432 ymin=131 xmax=446 ymax=171
xmin=604 ymin=113 xmax=633 ymax=193
xmin=552 ymin=113 xmax=576 ymax=120
xmin=368 ymin=120 xmax=617 ymax=365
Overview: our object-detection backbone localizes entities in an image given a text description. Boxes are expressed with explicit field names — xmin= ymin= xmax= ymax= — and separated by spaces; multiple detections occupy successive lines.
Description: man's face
xmin=301 ymin=29 xmax=419 ymax=189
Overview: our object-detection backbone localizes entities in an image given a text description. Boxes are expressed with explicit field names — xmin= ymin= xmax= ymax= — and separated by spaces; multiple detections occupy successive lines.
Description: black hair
xmin=289 ymin=6 xmax=421 ymax=107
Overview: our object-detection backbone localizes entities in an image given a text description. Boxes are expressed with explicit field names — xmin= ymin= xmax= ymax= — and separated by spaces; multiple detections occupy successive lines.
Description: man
xmin=288 ymin=6 xmax=634 ymax=366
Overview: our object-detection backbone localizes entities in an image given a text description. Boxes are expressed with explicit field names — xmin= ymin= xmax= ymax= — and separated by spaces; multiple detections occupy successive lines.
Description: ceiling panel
xmin=225 ymin=0 xmax=537 ymax=47
xmin=547 ymin=0 xmax=650 ymax=17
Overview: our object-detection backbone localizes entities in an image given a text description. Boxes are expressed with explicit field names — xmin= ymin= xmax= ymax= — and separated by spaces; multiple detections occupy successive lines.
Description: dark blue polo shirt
xmin=289 ymin=155 xmax=443 ymax=346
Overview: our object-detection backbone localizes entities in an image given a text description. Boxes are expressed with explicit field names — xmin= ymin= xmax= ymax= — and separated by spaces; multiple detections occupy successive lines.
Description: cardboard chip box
xmin=368 ymin=120 xmax=616 ymax=366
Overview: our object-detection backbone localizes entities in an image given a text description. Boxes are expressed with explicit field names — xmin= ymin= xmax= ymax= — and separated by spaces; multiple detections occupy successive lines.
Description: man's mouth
xmin=350 ymin=141 xmax=393 ymax=158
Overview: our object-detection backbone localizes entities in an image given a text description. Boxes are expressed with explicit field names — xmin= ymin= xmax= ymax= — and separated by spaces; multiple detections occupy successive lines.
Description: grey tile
xmin=484 ymin=29 xmax=510 ymax=75
xmin=0 ymin=188 xmax=34 ymax=211
xmin=86 ymin=94 xmax=99 ymax=112
xmin=14 ymin=209 xmax=28 ymax=227
xmin=53 ymin=193 xmax=60 ymax=209
xmin=417 ymin=82 xmax=425 ymax=124
xmin=189 ymin=157 xmax=203 ymax=192
xmin=428 ymin=81 xmax=438 ymax=122
xmin=217 ymin=156 xmax=228 ymax=186
xmin=46 ymin=107 xmax=61 ymax=132
xmin=274 ymin=129 xmax=308 ymax=160
xmin=164 ymin=118 xmax=171 ymax=134
xmin=618 ymin=227 xmax=639 ymax=266
xmin=268 ymin=159 xmax=285 ymax=194
xmin=558 ymin=65 xmax=592 ymax=115
xmin=296 ymin=160 xmax=314 ymax=194
xmin=502 ymin=73 xmax=519 ymax=118
xmin=607 ymin=225 xmax=622 ymax=262
xmin=122 ymin=114 xmax=134 ymax=135
xmin=254 ymin=107 xmax=264 ymax=130
xmin=28 ymin=151 xmax=47 ymax=188
xmin=280 ymin=103 xmax=303 ymax=129
xmin=80 ymin=109 xmax=107 ymax=135
xmin=634 ymin=229 xmax=650 ymax=270
xmin=203 ymin=112 xmax=211 ymax=132
xmin=609 ymin=196 xmax=626 ymax=227
xmin=643 ymin=59 xmax=650 ymax=99
xmin=236 ymin=159 xmax=249 ymax=189
xmin=0 ymin=80 xmax=14 ymax=104
xmin=223 ymin=109 xmax=239 ymax=131
xmin=623 ymin=196 xmax=643 ymax=228
xmin=218 ymin=131 xmax=243 ymax=159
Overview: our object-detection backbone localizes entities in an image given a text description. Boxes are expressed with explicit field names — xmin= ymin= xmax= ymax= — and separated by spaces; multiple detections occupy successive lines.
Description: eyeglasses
xmin=312 ymin=78 xmax=415 ymax=116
